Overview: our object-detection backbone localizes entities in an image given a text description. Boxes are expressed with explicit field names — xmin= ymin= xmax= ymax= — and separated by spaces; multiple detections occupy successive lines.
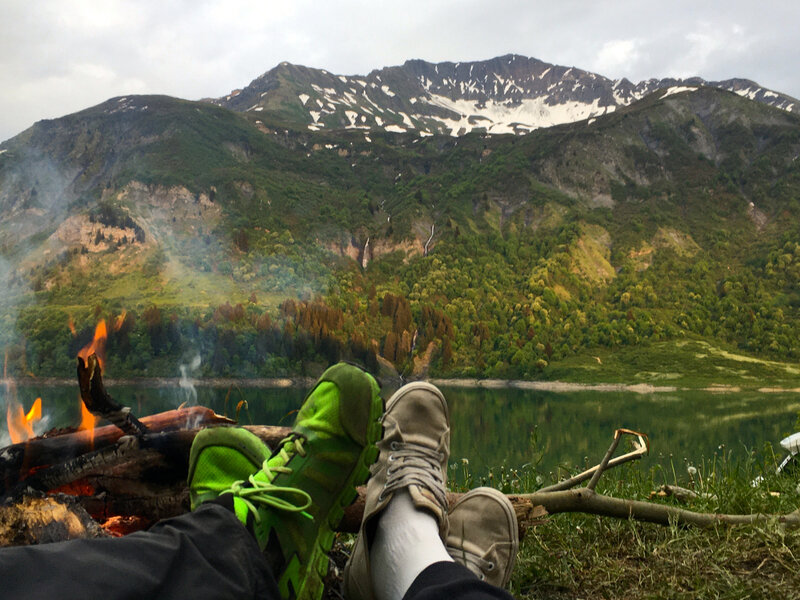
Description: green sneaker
xmin=223 ymin=363 xmax=383 ymax=600
xmin=187 ymin=426 xmax=272 ymax=510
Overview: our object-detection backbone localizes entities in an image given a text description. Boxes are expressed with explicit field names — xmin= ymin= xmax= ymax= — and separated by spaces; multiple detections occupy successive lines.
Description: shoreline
xmin=5 ymin=377 xmax=797 ymax=394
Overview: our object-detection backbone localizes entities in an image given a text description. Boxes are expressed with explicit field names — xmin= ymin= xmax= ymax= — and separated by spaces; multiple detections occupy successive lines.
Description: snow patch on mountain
xmin=424 ymin=94 xmax=613 ymax=135
xmin=662 ymin=86 xmax=698 ymax=99
xmin=209 ymin=55 xmax=800 ymax=136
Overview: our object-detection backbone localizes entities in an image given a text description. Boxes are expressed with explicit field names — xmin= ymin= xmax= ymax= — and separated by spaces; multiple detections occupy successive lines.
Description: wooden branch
xmin=341 ymin=486 xmax=800 ymax=536
xmin=539 ymin=431 xmax=649 ymax=492
xmin=649 ymin=484 xmax=705 ymax=503
xmin=514 ymin=488 xmax=800 ymax=528
xmin=0 ymin=408 xmax=239 ymax=493
xmin=586 ymin=430 xmax=623 ymax=490
xmin=77 ymin=354 xmax=147 ymax=436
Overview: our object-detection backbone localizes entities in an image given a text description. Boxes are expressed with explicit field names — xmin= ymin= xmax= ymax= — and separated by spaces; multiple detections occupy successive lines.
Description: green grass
xmin=545 ymin=338 xmax=800 ymax=390
xmin=454 ymin=444 xmax=800 ymax=599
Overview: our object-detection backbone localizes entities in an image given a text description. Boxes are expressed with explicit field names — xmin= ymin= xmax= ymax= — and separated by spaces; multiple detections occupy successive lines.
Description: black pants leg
xmin=0 ymin=503 xmax=279 ymax=600
xmin=403 ymin=561 xmax=516 ymax=600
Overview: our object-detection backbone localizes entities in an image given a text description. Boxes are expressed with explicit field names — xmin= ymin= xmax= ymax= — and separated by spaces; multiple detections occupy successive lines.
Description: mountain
xmin=2 ymin=72 xmax=800 ymax=384
xmin=205 ymin=54 xmax=799 ymax=136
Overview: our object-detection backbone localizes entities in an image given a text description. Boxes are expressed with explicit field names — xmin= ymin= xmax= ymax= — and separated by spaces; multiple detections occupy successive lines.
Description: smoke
xmin=0 ymin=380 xmax=12 ymax=447
xmin=178 ymin=354 xmax=202 ymax=406
xmin=0 ymin=146 xmax=81 ymax=362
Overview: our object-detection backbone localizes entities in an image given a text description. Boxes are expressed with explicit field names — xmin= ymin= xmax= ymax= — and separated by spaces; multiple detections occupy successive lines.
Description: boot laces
xmin=226 ymin=433 xmax=313 ymax=521
xmin=380 ymin=441 xmax=447 ymax=509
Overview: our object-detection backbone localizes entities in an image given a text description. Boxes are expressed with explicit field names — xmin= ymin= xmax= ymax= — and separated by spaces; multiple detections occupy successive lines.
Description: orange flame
xmin=78 ymin=320 xmax=108 ymax=372
xmin=78 ymin=399 xmax=98 ymax=445
xmin=68 ymin=315 xmax=77 ymax=337
xmin=113 ymin=310 xmax=127 ymax=332
xmin=26 ymin=397 xmax=42 ymax=422
xmin=6 ymin=397 xmax=42 ymax=444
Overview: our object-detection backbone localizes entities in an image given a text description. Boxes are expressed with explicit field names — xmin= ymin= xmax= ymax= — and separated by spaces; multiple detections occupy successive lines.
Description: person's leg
xmin=0 ymin=362 xmax=383 ymax=600
xmin=344 ymin=384 xmax=520 ymax=600
xmin=402 ymin=561 xmax=515 ymax=600
xmin=445 ymin=487 xmax=519 ymax=587
xmin=0 ymin=502 xmax=277 ymax=600
xmin=206 ymin=361 xmax=384 ymax=600
xmin=403 ymin=487 xmax=520 ymax=600
xmin=344 ymin=382 xmax=453 ymax=600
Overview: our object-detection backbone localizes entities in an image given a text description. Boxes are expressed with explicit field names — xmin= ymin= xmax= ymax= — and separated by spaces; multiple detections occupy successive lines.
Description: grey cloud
xmin=1 ymin=0 xmax=799 ymax=142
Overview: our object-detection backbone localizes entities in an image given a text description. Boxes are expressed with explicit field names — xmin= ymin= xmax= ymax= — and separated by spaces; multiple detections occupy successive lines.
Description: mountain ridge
xmin=2 ymin=80 xmax=800 ymax=381
xmin=204 ymin=54 xmax=799 ymax=136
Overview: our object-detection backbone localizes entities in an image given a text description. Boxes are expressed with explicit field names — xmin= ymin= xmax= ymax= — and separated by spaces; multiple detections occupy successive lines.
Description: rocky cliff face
xmin=206 ymin=54 xmax=799 ymax=136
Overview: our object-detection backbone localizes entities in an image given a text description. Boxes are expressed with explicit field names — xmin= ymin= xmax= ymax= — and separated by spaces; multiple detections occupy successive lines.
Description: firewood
xmin=0 ymin=407 xmax=237 ymax=493
xmin=77 ymin=354 xmax=148 ymax=436
xmin=3 ymin=425 xmax=293 ymax=500
xmin=1 ymin=419 xmax=293 ymax=530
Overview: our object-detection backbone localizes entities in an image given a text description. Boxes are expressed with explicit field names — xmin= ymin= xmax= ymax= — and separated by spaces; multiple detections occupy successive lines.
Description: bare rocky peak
xmin=207 ymin=54 xmax=799 ymax=137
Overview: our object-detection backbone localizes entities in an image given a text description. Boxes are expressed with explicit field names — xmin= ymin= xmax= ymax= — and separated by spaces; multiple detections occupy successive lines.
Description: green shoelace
xmin=227 ymin=435 xmax=314 ymax=521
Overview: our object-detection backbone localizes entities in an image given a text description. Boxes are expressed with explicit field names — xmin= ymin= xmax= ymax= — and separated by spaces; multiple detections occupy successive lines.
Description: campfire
xmin=6 ymin=397 xmax=41 ymax=444
xmin=0 ymin=321 xmax=290 ymax=545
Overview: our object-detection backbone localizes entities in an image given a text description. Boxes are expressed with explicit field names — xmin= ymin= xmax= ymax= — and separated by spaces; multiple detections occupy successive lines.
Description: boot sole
xmin=289 ymin=385 xmax=384 ymax=600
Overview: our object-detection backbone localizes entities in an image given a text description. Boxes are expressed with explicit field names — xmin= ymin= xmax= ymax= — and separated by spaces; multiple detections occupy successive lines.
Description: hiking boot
xmin=344 ymin=382 xmax=450 ymax=600
xmin=220 ymin=363 xmax=383 ymax=600
xmin=187 ymin=426 xmax=272 ymax=510
xmin=446 ymin=487 xmax=519 ymax=587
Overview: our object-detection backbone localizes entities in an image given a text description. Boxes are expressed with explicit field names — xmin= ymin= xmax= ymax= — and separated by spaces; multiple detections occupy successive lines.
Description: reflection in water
xmin=2 ymin=384 xmax=798 ymax=482
xmin=444 ymin=388 xmax=800 ymax=479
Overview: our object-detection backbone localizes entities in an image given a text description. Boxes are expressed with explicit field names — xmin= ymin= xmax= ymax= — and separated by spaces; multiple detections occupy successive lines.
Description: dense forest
xmin=2 ymin=86 xmax=800 ymax=385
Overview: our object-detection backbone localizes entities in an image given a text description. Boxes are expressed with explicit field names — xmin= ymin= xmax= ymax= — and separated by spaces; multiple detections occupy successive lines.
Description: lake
xmin=3 ymin=381 xmax=799 ymax=481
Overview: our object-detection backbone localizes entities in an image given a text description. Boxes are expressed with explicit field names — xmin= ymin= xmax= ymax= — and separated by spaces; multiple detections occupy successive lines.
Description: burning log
xmin=77 ymin=354 xmax=148 ymax=437
xmin=0 ymin=407 xmax=236 ymax=493
xmin=0 ymin=417 xmax=292 ymax=540
xmin=3 ymin=424 xmax=292 ymax=499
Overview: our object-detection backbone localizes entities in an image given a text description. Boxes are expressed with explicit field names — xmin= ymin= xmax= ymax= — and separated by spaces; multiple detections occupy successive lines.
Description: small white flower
xmin=461 ymin=458 xmax=469 ymax=465
xmin=687 ymin=466 xmax=698 ymax=476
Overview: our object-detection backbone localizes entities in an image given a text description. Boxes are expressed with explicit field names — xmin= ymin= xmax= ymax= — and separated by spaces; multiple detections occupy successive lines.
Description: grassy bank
xmin=466 ymin=446 xmax=800 ymax=599
xmin=545 ymin=338 xmax=800 ymax=390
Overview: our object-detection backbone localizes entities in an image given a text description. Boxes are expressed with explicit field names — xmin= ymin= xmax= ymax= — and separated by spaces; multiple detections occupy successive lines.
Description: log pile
xmin=0 ymin=352 xmax=294 ymax=546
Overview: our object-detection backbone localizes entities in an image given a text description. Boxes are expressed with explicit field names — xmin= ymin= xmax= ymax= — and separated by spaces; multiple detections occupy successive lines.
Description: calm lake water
xmin=3 ymin=382 xmax=799 ymax=481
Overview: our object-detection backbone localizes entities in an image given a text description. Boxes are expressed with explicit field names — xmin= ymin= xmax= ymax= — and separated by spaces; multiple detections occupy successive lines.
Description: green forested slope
xmin=2 ymin=86 xmax=800 ymax=385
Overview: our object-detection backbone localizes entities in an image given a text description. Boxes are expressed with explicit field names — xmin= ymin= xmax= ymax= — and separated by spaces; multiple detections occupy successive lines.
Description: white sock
xmin=370 ymin=490 xmax=453 ymax=600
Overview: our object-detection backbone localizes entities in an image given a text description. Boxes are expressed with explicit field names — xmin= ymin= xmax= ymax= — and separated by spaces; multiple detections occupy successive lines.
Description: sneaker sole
xmin=449 ymin=487 xmax=519 ymax=588
xmin=288 ymin=384 xmax=384 ymax=600
xmin=385 ymin=381 xmax=449 ymax=421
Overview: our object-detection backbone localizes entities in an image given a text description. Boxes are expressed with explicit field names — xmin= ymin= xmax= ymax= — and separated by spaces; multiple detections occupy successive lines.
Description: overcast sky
xmin=1 ymin=0 xmax=799 ymax=143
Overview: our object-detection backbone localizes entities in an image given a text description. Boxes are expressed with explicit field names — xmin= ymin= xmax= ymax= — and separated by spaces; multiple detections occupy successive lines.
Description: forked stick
xmin=539 ymin=429 xmax=649 ymax=493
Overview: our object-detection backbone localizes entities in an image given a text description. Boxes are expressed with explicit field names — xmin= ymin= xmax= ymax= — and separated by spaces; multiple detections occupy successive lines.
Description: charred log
xmin=0 ymin=407 xmax=237 ymax=493
xmin=77 ymin=354 xmax=148 ymax=436
xmin=0 ymin=417 xmax=293 ymax=535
